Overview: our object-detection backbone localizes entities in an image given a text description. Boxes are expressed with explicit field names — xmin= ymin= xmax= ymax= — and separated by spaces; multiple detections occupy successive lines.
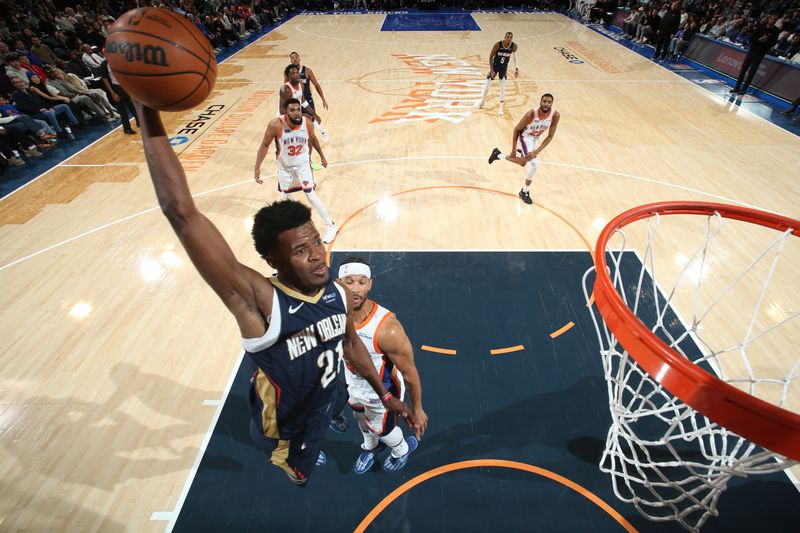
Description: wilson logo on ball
xmin=106 ymin=41 xmax=169 ymax=67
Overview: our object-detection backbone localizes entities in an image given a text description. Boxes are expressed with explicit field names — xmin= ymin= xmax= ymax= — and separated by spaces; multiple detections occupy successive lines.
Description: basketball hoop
xmin=583 ymin=201 xmax=800 ymax=532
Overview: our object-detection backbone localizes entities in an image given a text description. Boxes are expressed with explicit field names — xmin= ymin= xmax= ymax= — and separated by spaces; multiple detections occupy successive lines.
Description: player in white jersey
xmin=254 ymin=98 xmax=338 ymax=244
xmin=281 ymin=63 xmax=329 ymax=142
xmin=337 ymin=256 xmax=428 ymax=474
xmin=488 ymin=93 xmax=560 ymax=205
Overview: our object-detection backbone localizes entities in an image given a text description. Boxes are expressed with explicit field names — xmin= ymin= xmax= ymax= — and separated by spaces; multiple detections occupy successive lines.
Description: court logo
xmin=169 ymin=104 xmax=227 ymax=153
xmin=169 ymin=135 xmax=189 ymax=146
xmin=554 ymin=46 xmax=585 ymax=64
xmin=564 ymin=41 xmax=621 ymax=73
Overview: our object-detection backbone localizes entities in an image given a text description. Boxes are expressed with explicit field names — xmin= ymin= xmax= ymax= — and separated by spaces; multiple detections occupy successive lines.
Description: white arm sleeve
xmin=512 ymin=52 xmax=518 ymax=68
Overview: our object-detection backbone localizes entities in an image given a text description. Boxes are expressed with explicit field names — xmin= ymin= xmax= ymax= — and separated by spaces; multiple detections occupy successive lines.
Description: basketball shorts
xmin=249 ymin=379 xmax=348 ymax=483
xmin=277 ymin=162 xmax=315 ymax=193
xmin=518 ymin=135 xmax=538 ymax=157
xmin=348 ymin=372 xmax=405 ymax=437
xmin=490 ymin=63 xmax=509 ymax=79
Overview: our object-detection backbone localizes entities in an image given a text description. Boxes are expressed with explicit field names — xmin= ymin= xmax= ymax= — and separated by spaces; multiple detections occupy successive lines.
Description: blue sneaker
xmin=353 ymin=442 xmax=386 ymax=475
xmin=316 ymin=450 xmax=327 ymax=467
xmin=383 ymin=436 xmax=418 ymax=472
xmin=329 ymin=414 xmax=349 ymax=433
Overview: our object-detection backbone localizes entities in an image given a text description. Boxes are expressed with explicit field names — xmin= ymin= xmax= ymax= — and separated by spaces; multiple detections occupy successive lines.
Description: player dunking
xmin=255 ymin=98 xmax=338 ymax=244
xmin=488 ymin=93 xmax=560 ymax=205
xmin=337 ymin=256 xmax=428 ymax=474
xmin=135 ymin=101 xmax=416 ymax=486
xmin=478 ymin=32 xmax=519 ymax=116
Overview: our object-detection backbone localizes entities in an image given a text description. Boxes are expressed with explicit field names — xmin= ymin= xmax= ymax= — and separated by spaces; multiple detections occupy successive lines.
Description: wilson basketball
xmin=105 ymin=7 xmax=217 ymax=111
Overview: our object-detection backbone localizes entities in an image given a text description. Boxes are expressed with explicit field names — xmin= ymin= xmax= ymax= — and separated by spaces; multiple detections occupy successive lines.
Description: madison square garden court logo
xmin=168 ymin=91 xmax=274 ymax=172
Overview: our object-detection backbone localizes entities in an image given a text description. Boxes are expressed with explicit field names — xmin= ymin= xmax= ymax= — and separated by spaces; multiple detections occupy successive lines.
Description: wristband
xmin=301 ymin=100 xmax=309 ymax=108
xmin=380 ymin=391 xmax=392 ymax=404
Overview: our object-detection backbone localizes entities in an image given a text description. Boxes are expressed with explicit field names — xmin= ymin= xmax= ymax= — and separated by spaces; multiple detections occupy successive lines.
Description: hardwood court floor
xmin=0 ymin=12 xmax=798 ymax=531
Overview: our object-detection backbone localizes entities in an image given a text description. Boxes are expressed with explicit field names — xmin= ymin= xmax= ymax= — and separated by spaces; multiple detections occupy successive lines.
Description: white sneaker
xmin=323 ymin=223 xmax=338 ymax=244
xmin=498 ymin=107 xmax=504 ymax=116
xmin=478 ymin=99 xmax=485 ymax=109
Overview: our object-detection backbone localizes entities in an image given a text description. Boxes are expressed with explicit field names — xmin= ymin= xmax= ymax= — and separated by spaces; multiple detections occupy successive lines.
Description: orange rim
xmin=593 ymin=201 xmax=800 ymax=460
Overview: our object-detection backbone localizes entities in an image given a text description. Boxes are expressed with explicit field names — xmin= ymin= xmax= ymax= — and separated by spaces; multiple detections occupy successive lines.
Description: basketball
xmin=105 ymin=7 xmax=217 ymax=111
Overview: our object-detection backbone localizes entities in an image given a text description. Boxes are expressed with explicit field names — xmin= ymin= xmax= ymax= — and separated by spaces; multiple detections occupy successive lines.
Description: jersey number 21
xmin=317 ymin=340 xmax=343 ymax=388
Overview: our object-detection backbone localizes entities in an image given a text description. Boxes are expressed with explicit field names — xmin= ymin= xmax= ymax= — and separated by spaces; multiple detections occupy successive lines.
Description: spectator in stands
xmin=17 ymin=53 xmax=47 ymax=81
xmin=30 ymin=36 xmax=58 ymax=67
xmin=730 ymin=13 xmax=780 ymax=95
xmin=655 ymin=1 xmax=682 ymax=60
xmin=5 ymin=53 xmax=29 ymax=84
xmin=670 ymin=19 xmax=699 ymax=58
xmin=81 ymin=44 xmax=105 ymax=76
xmin=10 ymin=76 xmax=79 ymax=137
xmin=0 ymin=95 xmax=59 ymax=145
xmin=775 ymin=33 xmax=800 ymax=59
xmin=624 ymin=7 xmax=646 ymax=38
xmin=44 ymin=69 xmax=118 ymax=123
xmin=27 ymin=72 xmax=94 ymax=125
xmin=48 ymin=67 xmax=118 ymax=118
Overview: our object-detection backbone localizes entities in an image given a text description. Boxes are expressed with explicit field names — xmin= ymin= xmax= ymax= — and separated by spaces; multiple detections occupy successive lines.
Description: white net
xmin=583 ymin=207 xmax=800 ymax=533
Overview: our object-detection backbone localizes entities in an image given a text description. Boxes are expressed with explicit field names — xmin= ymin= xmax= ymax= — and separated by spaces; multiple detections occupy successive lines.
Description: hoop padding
xmin=593 ymin=202 xmax=800 ymax=461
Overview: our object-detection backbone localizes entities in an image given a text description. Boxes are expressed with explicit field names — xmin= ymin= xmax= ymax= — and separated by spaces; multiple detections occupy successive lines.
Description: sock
xmin=498 ymin=151 xmax=506 ymax=159
xmin=480 ymin=77 xmax=492 ymax=102
xmin=522 ymin=184 xmax=530 ymax=193
xmin=380 ymin=426 xmax=408 ymax=458
xmin=353 ymin=411 xmax=379 ymax=450
xmin=305 ymin=189 xmax=332 ymax=226
xmin=526 ymin=157 xmax=539 ymax=180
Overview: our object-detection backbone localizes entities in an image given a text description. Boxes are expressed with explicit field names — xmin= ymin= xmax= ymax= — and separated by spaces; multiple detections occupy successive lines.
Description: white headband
xmin=338 ymin=263 xmax=371 ymax=279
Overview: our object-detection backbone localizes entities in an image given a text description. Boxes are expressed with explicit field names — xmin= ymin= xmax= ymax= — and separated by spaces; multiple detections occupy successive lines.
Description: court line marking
xmin=150 ymin=511 xmax=174 ymax=521
xmin=3 ymin=154 xmax=787 ymax=273
xmin=420 ymin=345 xmax=457 ymax=355
xmin=490 ymin=344 xmax=525 ymax=355
xmin=549 ymin=321 xmax=575 ymax=339
xmin=354 ymin=459 xmax=638 ymax=533
xmin=293 ymin=11 xmax=566 ymax=46
xmin=160 ymin=349 xmax=245 ymax=532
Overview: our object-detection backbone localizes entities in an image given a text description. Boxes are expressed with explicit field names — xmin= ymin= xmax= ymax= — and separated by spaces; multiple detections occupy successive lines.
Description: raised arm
xmin=379 ymin=317 xmax=428 ymax=439
xmin=512 ymin=110 xmax=533 ymax=155
xmin=135 ymin=102 xmax=268 ymax=336
xmin=531 ymin=111 xmax=560 ymax=159
xmin=254 ymin=119 xmax=279 ymax=183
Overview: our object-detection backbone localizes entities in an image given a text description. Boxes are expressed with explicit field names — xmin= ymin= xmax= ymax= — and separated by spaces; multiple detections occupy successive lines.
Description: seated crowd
xmin=0 ymin=0 xmax=293 ymax=173
xmin=573 ymin=0 xmax=799 ymax=63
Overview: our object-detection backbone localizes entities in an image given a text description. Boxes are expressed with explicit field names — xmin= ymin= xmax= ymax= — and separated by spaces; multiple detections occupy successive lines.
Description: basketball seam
xmin=161 ymin=76 xmax=209 ymax=109
xmin=109 ymin=70 xmax=205 ymax=77
xmin=107 ymin=28 xmax=209 ymax=66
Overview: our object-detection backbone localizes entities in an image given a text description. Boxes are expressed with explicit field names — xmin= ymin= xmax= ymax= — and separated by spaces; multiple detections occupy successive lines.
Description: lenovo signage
xmin=684 ymin=34 xmax=800 ymax=101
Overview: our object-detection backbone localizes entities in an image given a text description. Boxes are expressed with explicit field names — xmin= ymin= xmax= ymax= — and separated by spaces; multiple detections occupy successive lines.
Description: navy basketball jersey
xmin=243 ymin=278 xmax=347 ymax=441
xmin=493 ymin=41 xmax=514 ymax=69
xmin=299 ymin=65 xmax=313 ymax=102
